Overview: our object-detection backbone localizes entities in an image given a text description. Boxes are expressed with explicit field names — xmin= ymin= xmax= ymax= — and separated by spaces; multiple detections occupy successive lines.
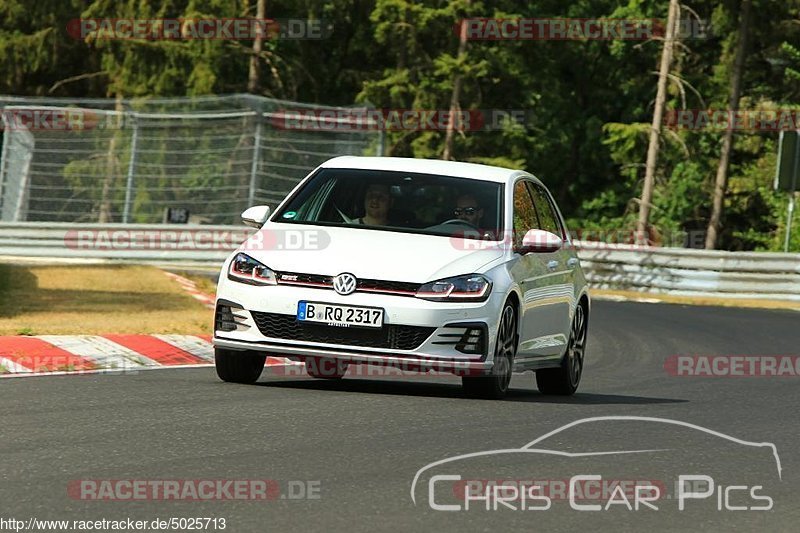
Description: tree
xmin=636 ymin=0 xmax=680 ymax=244
xmin=247 ymin=0 xmax=266 ymax=94
xmin=442 ymin=2 xmax=469 ymax=161
xmin=705 ymin=0 xmax=752 ymax=249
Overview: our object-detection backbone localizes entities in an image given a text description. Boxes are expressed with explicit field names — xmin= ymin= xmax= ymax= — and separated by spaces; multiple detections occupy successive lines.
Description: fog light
xmin=215 ymin=300 xmax=247 ymax=332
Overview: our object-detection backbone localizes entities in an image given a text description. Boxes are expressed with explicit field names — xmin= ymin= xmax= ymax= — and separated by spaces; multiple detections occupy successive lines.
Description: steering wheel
xmin=441 ymin=218 xmax=480 ymax=231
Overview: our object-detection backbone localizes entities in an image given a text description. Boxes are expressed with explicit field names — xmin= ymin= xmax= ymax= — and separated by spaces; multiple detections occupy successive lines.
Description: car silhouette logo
xmin=410 ymin=416 xmax=783 ymax=506
xmin=333 ymin=273 xmax=357 ymax=295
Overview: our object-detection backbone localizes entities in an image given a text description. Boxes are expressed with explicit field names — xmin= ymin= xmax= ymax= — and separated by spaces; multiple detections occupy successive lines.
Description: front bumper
xmin=212 ymin=280 xmax=506 ymax=375
xmin=213 ymin=335 xmax=494 ymax=374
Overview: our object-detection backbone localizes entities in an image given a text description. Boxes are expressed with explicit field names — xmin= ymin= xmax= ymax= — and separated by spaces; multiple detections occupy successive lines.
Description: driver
xmin=355 ymin=183 xmax=392 ymax=225
xmin=453 ymin=193 xmax=484 ymax=227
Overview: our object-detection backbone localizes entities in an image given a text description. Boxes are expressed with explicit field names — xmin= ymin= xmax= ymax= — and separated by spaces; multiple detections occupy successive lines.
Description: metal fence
xmin=0 ymin=94 xmax=381 ymax=224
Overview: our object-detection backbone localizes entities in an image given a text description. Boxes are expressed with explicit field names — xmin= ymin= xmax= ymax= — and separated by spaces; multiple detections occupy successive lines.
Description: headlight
xmin=227 ymin=253 xmax=277 ymax=286
xmin=415 ymin=274 xmax=492 ymax=302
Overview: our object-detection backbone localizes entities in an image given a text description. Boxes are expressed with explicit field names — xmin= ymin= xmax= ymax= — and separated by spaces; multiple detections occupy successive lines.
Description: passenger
xmin=453 ymin=193 xmax=484 ymax=226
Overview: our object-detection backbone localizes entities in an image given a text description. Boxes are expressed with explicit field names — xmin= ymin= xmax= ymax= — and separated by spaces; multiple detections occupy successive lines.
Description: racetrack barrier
xmin=1 ymin=223 xmax=798 ymax=301
xmin=575 ymin=242 xmax=800 ymax=301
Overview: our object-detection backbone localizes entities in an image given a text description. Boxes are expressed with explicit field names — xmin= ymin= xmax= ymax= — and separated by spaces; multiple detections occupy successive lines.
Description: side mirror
xmin=241 ymin=205 xmax=271 ymax=228
xmin=517 ymin=229 xmax=563 ymax=254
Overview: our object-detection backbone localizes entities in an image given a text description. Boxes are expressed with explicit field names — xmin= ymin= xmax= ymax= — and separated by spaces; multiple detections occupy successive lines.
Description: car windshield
xmin=274 ymin=168 xmax=504 ymax=240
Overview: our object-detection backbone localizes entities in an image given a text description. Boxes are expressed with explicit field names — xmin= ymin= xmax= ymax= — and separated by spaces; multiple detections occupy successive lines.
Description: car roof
xmin=320 ymin=156 xmax=526 ymax=184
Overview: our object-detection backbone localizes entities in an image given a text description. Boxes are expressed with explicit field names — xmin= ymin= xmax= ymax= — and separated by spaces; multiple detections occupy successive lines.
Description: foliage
xmin=2 ymin=0 xmax=800 ymax=249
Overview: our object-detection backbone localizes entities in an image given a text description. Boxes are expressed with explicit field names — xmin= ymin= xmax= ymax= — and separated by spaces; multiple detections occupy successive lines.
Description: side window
xmin=513 ymin=181 xmax=540 ymax=245
xmin=528 ymin=183 xmax=563 ymax=238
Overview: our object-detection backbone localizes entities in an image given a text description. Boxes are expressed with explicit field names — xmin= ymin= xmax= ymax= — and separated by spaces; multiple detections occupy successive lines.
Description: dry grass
xmin=0 ymin=265 xmax=213 ymax=335
xmin=184 ymin=273 xmax=218 ymax=297
xmin=591 ymin=288 xmax=800 ymax=311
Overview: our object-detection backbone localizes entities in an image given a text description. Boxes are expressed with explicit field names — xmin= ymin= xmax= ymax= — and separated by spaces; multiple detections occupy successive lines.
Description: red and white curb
xmin=163 ymin=271 xmax=216 ymax=309
xmin=0 ymin=335 xmax=299 ymax=378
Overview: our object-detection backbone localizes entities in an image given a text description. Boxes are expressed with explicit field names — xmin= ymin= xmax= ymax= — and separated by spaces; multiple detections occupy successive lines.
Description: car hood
xmin=238 ymin=223 xmax=506 ymax=282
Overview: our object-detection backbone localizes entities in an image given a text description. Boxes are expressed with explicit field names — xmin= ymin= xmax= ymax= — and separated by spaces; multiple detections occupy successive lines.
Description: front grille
xmin=250 ymin=312 xmax=434 ymax=350
xmin=357 ymin=278 xmax=420 ymax=293
xmin=275 ymin=271 xmax=421 ymax=296
xmin=277 ymin=272 xmax=331 ymax=285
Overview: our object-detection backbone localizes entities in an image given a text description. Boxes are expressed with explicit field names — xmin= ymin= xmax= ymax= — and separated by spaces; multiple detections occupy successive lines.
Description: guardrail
xmin=0 ymin=222 xmax=248 ymax=265
xmin=575 ymin=242 xmax=800 ymax=301
xmin=1 ymin=223 xmax=799 ymax=301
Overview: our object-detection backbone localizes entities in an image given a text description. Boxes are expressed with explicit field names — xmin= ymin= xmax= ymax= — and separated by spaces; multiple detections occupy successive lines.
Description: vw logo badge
xmin=333 ymin=273 xmax=357 ymax=295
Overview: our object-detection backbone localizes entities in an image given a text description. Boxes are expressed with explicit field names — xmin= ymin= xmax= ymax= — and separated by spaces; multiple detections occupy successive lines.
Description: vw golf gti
xmin=213 ymin=156 xmax=589 ymax=398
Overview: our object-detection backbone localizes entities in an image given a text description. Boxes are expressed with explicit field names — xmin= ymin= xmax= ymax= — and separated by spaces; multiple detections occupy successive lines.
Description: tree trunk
xmin=442 ymin=10 xmax=469 ymax=161
xmin=98 ymin=92 xmax=123 ymax=223
xmin=247 ymin=0 xmax=266 ymax=94
xmin=705 ymin=0 xmax=751 ymax=249
xmin=635 ymin=0 xmax=680 ymax=244
xmin=234 ymin=0 xmax=267 ymax=220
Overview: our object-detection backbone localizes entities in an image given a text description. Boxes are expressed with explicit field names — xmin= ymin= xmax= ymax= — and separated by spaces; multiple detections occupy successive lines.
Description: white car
xmin=213 ymin=156 xmax=589 ymax=398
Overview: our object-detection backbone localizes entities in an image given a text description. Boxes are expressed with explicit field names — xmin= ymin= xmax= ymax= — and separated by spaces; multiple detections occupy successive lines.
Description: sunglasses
xmin=453 ymin=207 xmax=478 ymax=216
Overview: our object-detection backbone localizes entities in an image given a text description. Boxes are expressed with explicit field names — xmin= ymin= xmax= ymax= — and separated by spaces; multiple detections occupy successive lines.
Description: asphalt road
xmin=2 ymin=301 xmax=799 ymax=532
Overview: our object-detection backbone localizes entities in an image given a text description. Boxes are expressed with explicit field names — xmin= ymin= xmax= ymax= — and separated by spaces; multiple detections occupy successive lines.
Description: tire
xmin=536 ymin=303 xmax=587 ymax=395
xmin=462 ymin=302 xmax=517 ymax=399
xmin=305 ymin=357 xmax=348 ymax=379
xmin=215 ymin=347 xmax=266 ymax=384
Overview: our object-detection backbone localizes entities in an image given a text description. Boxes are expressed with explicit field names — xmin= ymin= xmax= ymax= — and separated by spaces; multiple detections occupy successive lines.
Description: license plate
xmin=297 ymin=301 xmax=384 ymax=329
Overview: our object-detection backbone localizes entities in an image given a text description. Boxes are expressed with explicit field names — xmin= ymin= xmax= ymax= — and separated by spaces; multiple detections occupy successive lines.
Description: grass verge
xmin=184 ymin=273 xmax=218 ymax=297
xmin=0 ymin=264 xmax=213 ymax=335
xmin=590 ymin=288 xmax=800 ymax=311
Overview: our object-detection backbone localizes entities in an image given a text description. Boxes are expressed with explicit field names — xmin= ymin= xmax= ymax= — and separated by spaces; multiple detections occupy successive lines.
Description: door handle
xmin=566 ymin=257 xmax=579 ymax=268
xmin=547 ymin=260 xmax=559 ymax=271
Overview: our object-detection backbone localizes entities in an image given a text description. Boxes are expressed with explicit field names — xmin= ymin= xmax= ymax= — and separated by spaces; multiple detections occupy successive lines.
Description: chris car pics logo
xmin=411 ymin=416 xmax=781 ymax=512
